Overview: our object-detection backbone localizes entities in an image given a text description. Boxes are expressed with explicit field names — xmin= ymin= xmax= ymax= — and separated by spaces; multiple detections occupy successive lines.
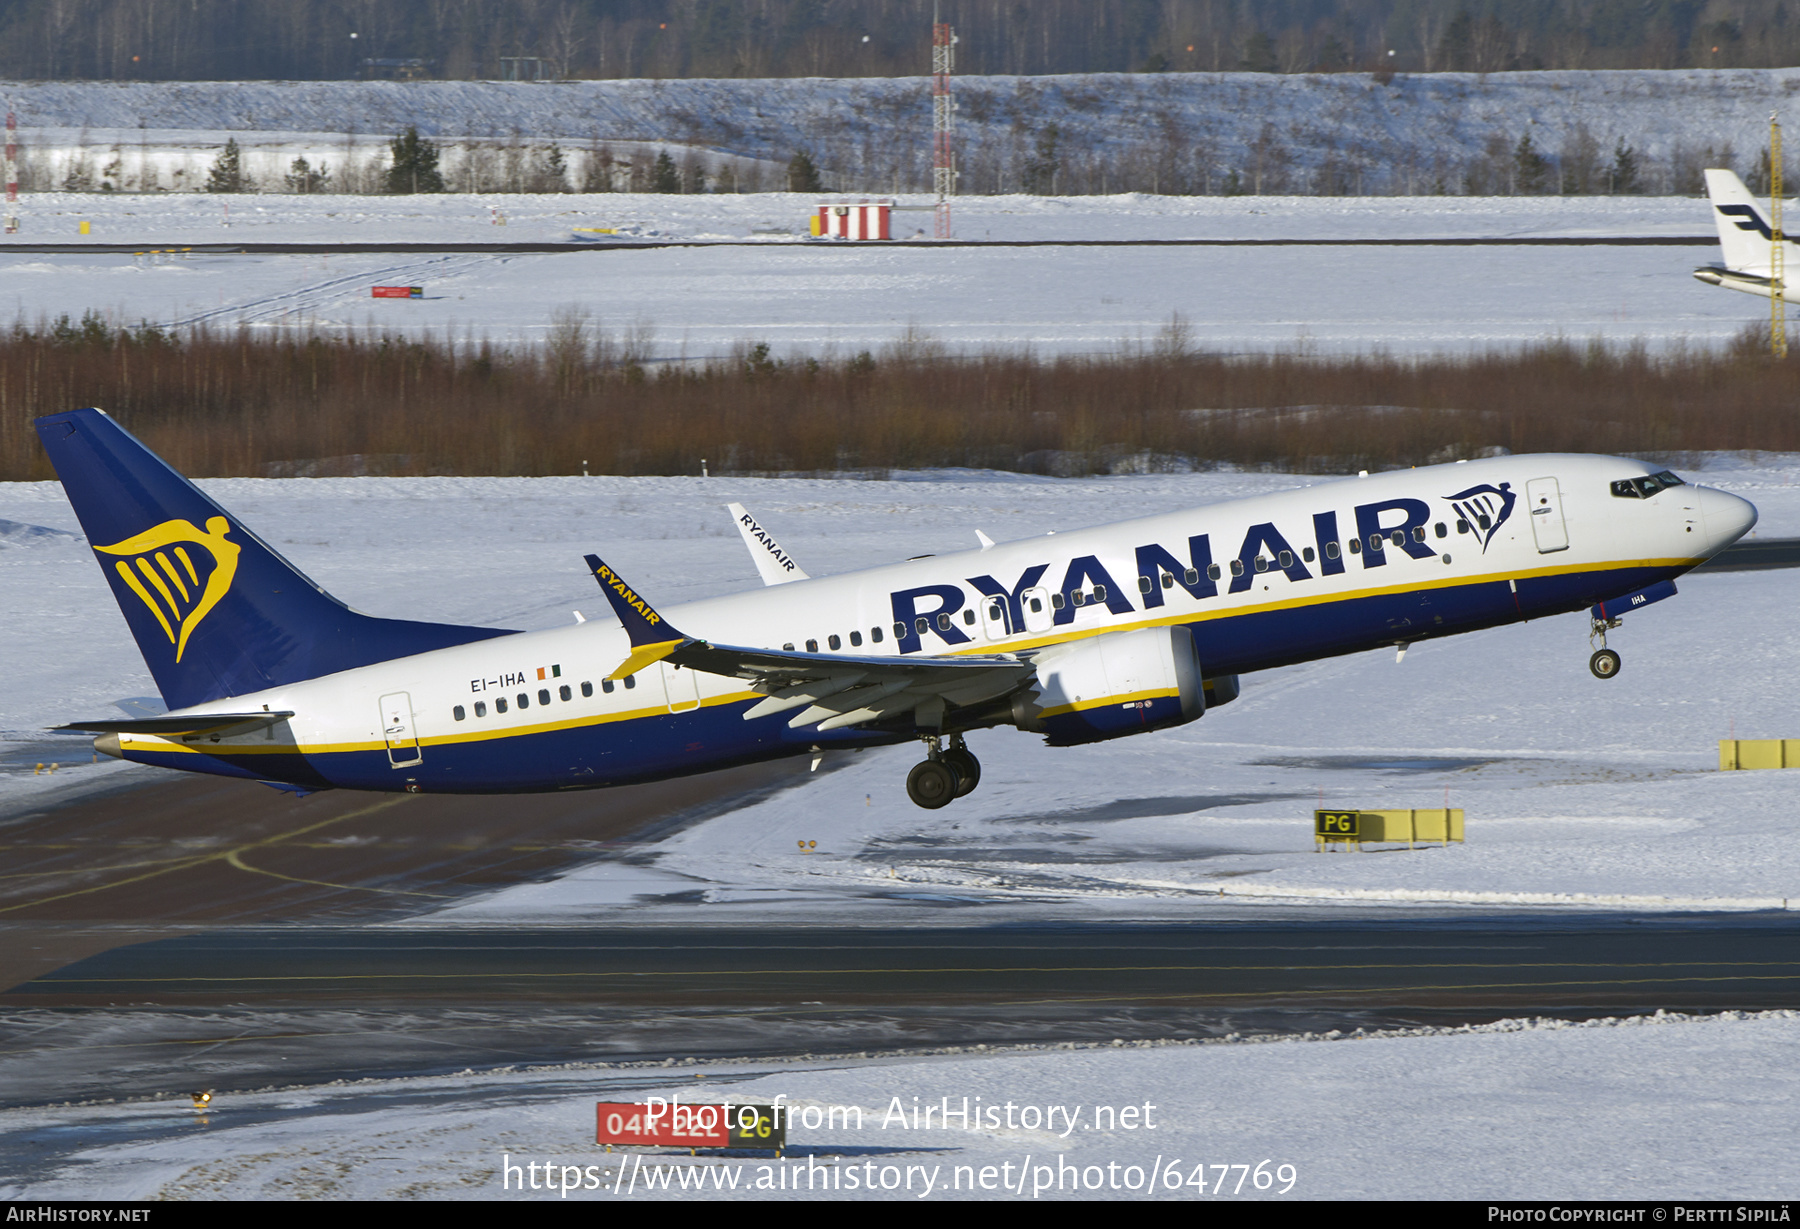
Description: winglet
xmin=583 ymin=554 xmax=690 ymax=678
xmin=727 ymin=502 xmax=810 ymax=585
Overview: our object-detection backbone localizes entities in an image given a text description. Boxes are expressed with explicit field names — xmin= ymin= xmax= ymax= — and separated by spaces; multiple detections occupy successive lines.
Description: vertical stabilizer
xmin=34 ymin=408 xmax=515 ymax=710
xmin=1705 ymin=168 xmax=1780 ymax=273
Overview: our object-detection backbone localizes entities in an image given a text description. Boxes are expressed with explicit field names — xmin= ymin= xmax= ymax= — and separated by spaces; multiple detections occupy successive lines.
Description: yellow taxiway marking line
xmin=0 ymin=795 xmax=415 ymax=915
xmin=222 ymin=849 xmax=450 ymax=899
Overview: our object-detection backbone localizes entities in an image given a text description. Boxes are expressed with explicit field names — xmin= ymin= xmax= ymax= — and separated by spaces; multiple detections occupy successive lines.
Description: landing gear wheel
xmin=906 ymin=759 xmax=961 ymax=809
xmin=1589 ymin=648 xmax=1622 ymax=679
xmin=941 ymin=748 xmax=981 ymax=797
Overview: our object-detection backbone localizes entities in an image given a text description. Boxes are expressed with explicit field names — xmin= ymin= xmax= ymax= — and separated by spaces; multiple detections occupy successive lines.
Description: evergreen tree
xmin=786 ymin=150 xmax=822 ymax=193
xmin=651 ymin=150 xmax=681 ymax=193
xmin=206 ymin=138 xmax=249 ymax=193
xmin=385 ymin=127 xmax=445 ymax=194
xmin=1609 ymin=139 xmax=1640 ymax=195
xmin=1513 ymin=132 xmax=1549 ymax=194
xmin=283 ymin=155 xmax=331 ymax=194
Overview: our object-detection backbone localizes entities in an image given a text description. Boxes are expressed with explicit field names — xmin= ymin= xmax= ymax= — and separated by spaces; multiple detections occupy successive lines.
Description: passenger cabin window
xmin=1207 ymin=564 xmax=1222 ymax=580
xmin=474 ymin=701 xmax=487 ymax=717
xmin=962 ymin=609 xmax=975 ymax=625
xmin=937 ymin=613 xmax=953 ymax=630
xmin=1457 ymin=519 xmax=1470 ymax=534
xmin=1050 ymin=593 xmax=1065 ymax=609
xmin=1254 ymin=556 xmax=1269 ymax=573
xmin=1326 ymin=543 xmax=1340 ymax=559
xmin=1138 ymin=575 xmax=1152 ymax=594
xmin=1026 ymin=597 xmax=1043 ymax=614
xmin=539 ymin=689 xmax=551 ymax=706
xmin=915 ymin=617 xmax=930 ymax=634
xmin=1348 ymin=539 xmax=1361 ymax=555
xmin=872 ymin=627 xmax=884 ymax=643
xmin=1435 ymin=522 xmax=1447 ymax=539
xmin=1071 ymin=591 xmax=1085 ymax=606
xmin=1184 ymin=568 xmax=1199 ymax=585
xmin=1390 ymin=531 xmax=1405 ymax=547
xmin=580 ymin=682 xmax=593 ymax=698
xmin=624 ymin=675 xmax=636 ymax=690
xmin=1368 ymin=534 xmax=1383 ymax=551
xmin=453 ymin=705 xmax=466 ymax=721
xmin=602 ymin=679 xmax=615 ymax=694
xmin=517 ymin=693 xmax=529 ymax=709
xmin=559 ymin=685 xmax=571 ymax=702
xmin=828 ymin=634 xmax=841 ymax=649
xmin=1302 ymin=547 xmax=1315 ymax=563
xmin=894 ymin=622 xmax=908 ymax=639
xmin=783 ymin=643 xmax=795 ymax=652
xmin=806 ymin=639 xmax=818 ymax=652
xmin=1229 ymin=560 xmax=1244 ymax=577
xmin=1093 ymin=585 xmax=1107 ymax=602
xmin=1278 ymin=550 xmax=1293 ymax=568
xmin=495 ymin=697 xmax=508 ymax=713
xmin=850 ymin=631 xmax=863 ymax=647
xmin=1411 ymin=527 xmax=1426 ymax=543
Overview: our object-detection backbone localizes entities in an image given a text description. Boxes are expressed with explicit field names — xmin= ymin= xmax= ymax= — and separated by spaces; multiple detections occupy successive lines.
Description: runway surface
xmin=2 ymin=918 xmax=1794 ymax=1106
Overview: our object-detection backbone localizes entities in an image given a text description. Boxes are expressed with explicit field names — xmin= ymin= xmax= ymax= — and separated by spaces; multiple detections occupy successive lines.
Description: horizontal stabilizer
xmin=55 ymin=711 xmax=294 ymax=737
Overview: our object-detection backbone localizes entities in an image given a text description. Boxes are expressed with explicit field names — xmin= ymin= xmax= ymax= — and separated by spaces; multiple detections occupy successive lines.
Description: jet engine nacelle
xmin=1011 ymin=625 xmax=1207 ymax=746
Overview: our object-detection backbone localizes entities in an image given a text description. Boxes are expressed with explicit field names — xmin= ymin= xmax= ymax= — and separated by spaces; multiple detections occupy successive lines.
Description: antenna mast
xmin=4 ymin=112 xmax=17 ymax=235
xmin=931 ymin=6 xmax=957 ymax=239
xmin=1773 ymin=113 xmax=1786 ymax=358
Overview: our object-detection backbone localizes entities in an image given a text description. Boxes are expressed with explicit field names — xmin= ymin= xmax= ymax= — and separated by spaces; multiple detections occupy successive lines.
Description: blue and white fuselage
xmin=37 ymin=409 xmax=1755 ymax=807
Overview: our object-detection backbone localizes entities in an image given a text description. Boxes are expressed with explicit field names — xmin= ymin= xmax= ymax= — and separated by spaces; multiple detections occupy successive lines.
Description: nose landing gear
xmin=905 ymin=735 xmax=982 ymax=809
xmin=1589 ymin=615 xmax=1623 ymax=679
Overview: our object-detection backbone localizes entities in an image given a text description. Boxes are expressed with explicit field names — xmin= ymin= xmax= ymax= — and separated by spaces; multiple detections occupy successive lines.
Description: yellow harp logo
xmin=94 ymin=516 xmax=241 ymax=662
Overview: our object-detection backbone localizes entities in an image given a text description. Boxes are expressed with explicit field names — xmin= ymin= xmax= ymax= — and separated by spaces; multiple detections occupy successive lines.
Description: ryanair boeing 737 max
xmin=37 ymin=408 xmax=1756 ymax=808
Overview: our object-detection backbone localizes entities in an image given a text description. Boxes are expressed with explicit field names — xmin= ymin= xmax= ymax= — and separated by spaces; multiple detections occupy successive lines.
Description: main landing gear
xmin=1589 ymin=615 xmax=1623 ymax=680
xmin=905 ymin=735 xmax=982 ymax=809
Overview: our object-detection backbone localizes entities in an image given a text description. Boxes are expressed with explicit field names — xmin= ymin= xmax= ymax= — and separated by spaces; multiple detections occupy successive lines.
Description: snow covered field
xmin=0 ymin=192 xmax=1764 ymax=356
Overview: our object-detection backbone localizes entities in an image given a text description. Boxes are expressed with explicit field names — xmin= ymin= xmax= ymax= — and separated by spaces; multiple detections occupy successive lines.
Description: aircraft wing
xmin=584 ymin=553 xmax=1031 ymax=731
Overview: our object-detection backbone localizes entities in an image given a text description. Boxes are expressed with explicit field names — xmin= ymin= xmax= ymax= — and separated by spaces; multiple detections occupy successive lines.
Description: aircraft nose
xmin=1696 ymin=485 xmax=1758 ymax=554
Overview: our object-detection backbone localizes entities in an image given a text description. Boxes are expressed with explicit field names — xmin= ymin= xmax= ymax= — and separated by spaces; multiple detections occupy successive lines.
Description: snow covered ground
xmin=2 ymin=187 xmax=1796 ymax=1200
xmin=0 ymin=192 xmax=1764 ymax=356
xmin=4 ymin=1010 xmax=1796 ymax=1201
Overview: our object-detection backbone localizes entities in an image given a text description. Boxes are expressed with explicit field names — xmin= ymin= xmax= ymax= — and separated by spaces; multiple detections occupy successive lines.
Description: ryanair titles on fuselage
xmin=886 ymin=483 xmax=1516 ymax=655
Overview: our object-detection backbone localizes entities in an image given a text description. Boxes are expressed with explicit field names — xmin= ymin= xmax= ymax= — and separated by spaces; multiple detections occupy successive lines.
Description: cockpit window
xmin=1610 ymin=470 xmax=1687 ymax=499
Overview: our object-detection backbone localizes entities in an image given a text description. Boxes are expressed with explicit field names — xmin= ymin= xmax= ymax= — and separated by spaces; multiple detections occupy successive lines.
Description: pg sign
xmin=1315 ymin=810 xmax=1360 ymax=839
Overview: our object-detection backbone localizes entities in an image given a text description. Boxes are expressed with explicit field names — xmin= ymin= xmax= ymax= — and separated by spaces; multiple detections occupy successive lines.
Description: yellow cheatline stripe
xmin=609 ymin=639 xmax=683 ymax=680
xmin=116 ymin=689 xmax=768 ymax=758
xmin=0 ymin=794 xmax=415 ymax=916
xmin=108 ymin=556 xmax=1692 ymax=760
xmin=943 ymin=556 xmax=1699 ymax=659
xmin=1037 ymin=687 xmax=1179 ymax=720
xmin=224 ymin=849 xmax=449 ymax=899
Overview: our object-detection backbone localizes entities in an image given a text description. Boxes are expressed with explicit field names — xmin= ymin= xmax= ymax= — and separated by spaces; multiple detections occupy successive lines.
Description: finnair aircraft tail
xmin=36 ymin=408 xmax=513 ymax=713
xmin=1694 ymin=168 xmax=1798 ymax=300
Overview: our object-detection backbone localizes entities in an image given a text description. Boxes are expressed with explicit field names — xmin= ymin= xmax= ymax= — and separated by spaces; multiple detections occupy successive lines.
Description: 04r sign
xmin=596 ymin=1100 xmax=785 ymax=1151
